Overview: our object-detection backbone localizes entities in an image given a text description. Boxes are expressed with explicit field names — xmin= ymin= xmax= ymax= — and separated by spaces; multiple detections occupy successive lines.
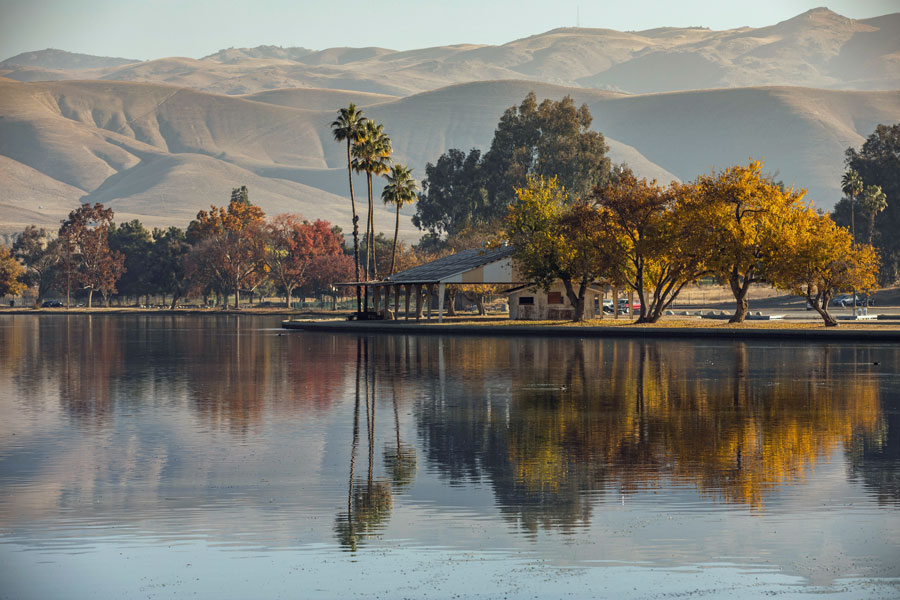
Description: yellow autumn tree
xmin=694 ymin=160 xmax=808 ymax=323
xmin=592 ymin=171 xmax=716 ymax=323
xmin=772 ymin=208 xmax=879 ymax=326
xmin=505 ymin=176 xmax=623 ymax=321
xmin=0 ymin=246 xmax=26 ymax=298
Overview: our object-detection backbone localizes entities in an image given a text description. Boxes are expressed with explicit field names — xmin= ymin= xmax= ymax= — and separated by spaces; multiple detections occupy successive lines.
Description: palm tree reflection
xmin=335 ymin=337 xmax=393 ymax=551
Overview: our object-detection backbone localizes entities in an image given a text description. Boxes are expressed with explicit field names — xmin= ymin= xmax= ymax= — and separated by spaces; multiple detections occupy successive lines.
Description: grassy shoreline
xmin=281 ymin=316 xmax=900 ymax=342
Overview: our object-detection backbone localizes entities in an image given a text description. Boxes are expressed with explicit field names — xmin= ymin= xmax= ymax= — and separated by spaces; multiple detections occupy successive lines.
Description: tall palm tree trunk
xmin=367 ymin=172 xmax=377 ymax=281
xmin=346 ymin=140 xmax=361 ymax=314
xmin=390 ymin=204 xmax=400 ymax=276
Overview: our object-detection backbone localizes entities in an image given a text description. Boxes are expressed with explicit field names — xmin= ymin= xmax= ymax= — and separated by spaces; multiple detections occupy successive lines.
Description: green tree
xmin=859 ymin=184 xmax=888 ymax=246
xmin=413 ymin=148 xmax=484 ymax=238
xmin=840 ymin=168 xmax=864 ymax=240
xmin=843 ymin=123 xmax=900 ymax=283
xmin=149 ymin=227 xmax=190 ymax=309
xmin=108 ymin=220 xmax=153 ymax=304
xmin=331 ymin=104 xmax=368 ymax=312
xmin=381 ymin=164 xmax=418 ymax=276
xmin=414 ymin=93 xmax=611 ymax=242
xmin=11 ymin=226 xmax=60 ymax=306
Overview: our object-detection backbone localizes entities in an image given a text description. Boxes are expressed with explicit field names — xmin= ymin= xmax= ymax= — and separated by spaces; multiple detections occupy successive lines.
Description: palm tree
xmin=841 ymin=169 xmax=863 ymax=240
xmin=330 ymin=104 xmax=367 ymax=313
xmin=860 ymin=184 xmax=887 ymax=245
xmin=381 ymin=164 xmax=419 ymax=276
xmin=352 ymin=120 xmax=392 ymax=298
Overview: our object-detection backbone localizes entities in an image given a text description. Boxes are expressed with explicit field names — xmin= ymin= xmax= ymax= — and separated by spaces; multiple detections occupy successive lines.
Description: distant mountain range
xmin=0 ymin=7 xmax=898 ymax=238
xmin=3 ymin=8 xmax=897 ymax=95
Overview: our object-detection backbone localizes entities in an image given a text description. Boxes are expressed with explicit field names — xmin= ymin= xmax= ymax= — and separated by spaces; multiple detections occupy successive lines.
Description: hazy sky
xmin=1 ymin=0 xmax=897 ymax=60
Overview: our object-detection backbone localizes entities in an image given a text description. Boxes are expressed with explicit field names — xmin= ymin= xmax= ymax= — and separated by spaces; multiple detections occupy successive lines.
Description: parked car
xmin=830 ymin=294 xmax=851 ymax=307
xmin=41 ymin=300 xmax=63 ymax=308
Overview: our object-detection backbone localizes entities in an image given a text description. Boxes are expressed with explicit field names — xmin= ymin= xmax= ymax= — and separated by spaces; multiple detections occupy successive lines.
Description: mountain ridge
xmin=3 ymin=8 xmax=897 ymax=95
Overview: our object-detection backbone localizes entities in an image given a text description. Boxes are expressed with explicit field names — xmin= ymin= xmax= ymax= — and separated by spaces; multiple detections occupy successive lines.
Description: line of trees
xmin=505 ymin=161 xmax=879 ymax=327
xmin=4 ymin=188 xmax=354 ymax=309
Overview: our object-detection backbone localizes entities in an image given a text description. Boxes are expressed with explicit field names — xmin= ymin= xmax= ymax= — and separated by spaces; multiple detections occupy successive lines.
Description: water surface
xmin=1 ymin=315 xmax=898 ymax=598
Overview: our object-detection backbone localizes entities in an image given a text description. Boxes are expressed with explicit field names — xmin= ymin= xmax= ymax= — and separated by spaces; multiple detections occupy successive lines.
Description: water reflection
xmin=335 ymin=338 xmax=394 ymax=551
xmin=400 ymin=337 xmax=886 ymax=529
xmin=0 ymin=316 xmax=898 ymax=590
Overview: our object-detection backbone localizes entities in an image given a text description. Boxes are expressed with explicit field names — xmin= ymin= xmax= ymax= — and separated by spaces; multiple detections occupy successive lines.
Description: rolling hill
xmin=2 ymin=77 xmax=898 ymax=239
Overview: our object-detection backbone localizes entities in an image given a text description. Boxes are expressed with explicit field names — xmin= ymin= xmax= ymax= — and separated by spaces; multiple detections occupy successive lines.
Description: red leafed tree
xmin=266 ymin=215 xmax=349 ymax=307
xmin=189 ymin=189 xmax=267 ymax=309
xmin=304 ymin=252 xmax=354 ymax=298
xmin=57 ymin=203 xmax=126 ymax=308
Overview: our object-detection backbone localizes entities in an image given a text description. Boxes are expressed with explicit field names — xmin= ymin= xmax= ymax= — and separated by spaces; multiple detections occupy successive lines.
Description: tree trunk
xmin=390 ymin=204 xmax=399 ymax=276
xmin=613 ymin=285 xmax=620 ymax=319
xmin=234 ymin=285 xmax=240 ymax=310
xmin=286 ymin=287 xmax=293 ymax=311
xmin=415 ymin=285 xmax=424 ymax=320
xmin=808 ymin=293 xmax=838 ymax=327
xmin=446 ymin=287 xmax=457 ymax=316
xmin=169 ymin=294 xmax=179 ymax=310
xmin=728 ymin=270 xmax=751 ymax=324
xmin=476 ymin=294 xmax=485 ymax=315
xmin=347 ymin=140 xmax=362 ymax=315
xmin=363 ymin=172 xmax=373 ymax=312
xmin=562 ymin=278 xmax=586 ymax=322
xmin=87 ymin=289 xmax=93 ymax=308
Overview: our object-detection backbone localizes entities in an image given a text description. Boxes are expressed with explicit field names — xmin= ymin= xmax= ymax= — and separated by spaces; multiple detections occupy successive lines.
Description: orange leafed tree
xmin=189 ymin=188 xmax=267 ymax=309
xmin=592 ymin=171 xmax=715 ymax=323
xmin=265 ymin=215 xmax=347 ymax=308
xmin=57 ymin=203 xmax=125 ymax=308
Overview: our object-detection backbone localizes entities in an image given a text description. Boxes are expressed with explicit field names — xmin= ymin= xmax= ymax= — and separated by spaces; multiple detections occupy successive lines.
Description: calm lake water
xmin=1 ymin=314 xmax=898 ymax=599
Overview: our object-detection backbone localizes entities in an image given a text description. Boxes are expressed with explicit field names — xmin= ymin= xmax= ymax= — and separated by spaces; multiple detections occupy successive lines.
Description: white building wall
xmin=508 ymin=282 xmax=602 ymax=320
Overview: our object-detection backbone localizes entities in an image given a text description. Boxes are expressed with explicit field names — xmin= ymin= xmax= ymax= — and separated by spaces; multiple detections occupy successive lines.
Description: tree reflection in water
xmin=335 ymin=337 xmax=393 ymax=551
xmin=404 ymin=337 xmax=886 ymax=533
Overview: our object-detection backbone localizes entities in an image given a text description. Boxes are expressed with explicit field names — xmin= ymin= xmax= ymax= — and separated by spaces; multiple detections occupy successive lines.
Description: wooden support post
xmin=394 ymin=285 xmax=401 ymax=319
xmin=415 ymin=284 xmax=423 ymax=321
xmin=438 ymin=282 xmax=446 ymax=323
xmin=613 ymin=285 xmax=620 ymax=319
xmin=404 ymin=284 xmax=411 ymax=320
xmin=426 ymin=284 xmax=434 ymax=321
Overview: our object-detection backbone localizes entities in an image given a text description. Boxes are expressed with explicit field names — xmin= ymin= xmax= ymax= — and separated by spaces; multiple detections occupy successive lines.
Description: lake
xmin=1 ymin=314 xmax=898 ymax=599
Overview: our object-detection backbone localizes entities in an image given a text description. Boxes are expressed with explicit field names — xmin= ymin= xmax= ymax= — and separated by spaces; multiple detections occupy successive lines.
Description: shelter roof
xmin=389 ymin=246 xmax=518 ymax=284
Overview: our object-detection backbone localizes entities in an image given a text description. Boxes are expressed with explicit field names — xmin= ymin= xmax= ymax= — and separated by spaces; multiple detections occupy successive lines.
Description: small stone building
xmin=508 ymin=283 xmax=604 ymax=320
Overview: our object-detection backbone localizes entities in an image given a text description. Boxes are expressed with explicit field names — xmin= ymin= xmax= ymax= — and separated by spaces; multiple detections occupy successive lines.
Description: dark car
xmin=41 ymin=300 xmax=63 ymax=308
